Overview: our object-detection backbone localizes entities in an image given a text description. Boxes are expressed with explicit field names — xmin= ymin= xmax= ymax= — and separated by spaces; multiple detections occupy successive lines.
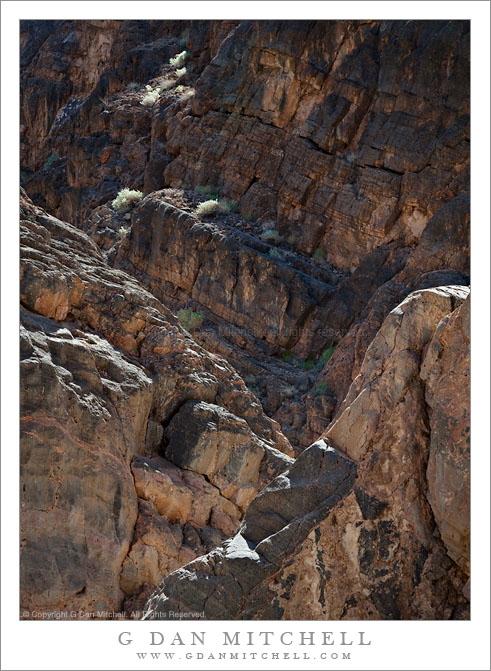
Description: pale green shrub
xmin=112 ymin=189 xmax=143 ymax=211
xmin=141 ymin=84 xmax=161 ymax=106
xmin=170 ymin=50 xmax=187 ymax=68
xmin=314 ymin=382 xmax=328 ymax=396
xmin=127 ymin=82 xmax=140 ymax=91
xmin=268 ymin=248 xmax=281 ymax=260
xmin=319 ymin=345 xmax=336 ymax=364
xmin=118 ymin=226 xmax=129 ymax=238
xmin=160 ymin=79 xmax=175 ymax=91
xmin=175 ymin=67 xmax=187 ymax=79
xmin=180 ymin=28 xmax=190 ymax=49
xmin=280 ymin=349 xmax=315 ymax=370
xmin=195 ymin=185 xmax=217 ymax=197
xmin=196 ymin=199 xmax=220 ymax=216
xmin=43 ymin=152 xmax=59 ymax=170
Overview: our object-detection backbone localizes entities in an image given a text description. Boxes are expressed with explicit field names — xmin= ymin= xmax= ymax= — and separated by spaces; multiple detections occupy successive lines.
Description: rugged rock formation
xmin=20 ymin=191 xmax=292 ymax=617
xmin=165 ymin=20 xmax=469 ymax=267
xmin=308 ymin=193 xmax=470 ymax=440
xmin=144 ymin=286 xmax=470 ymax=620
xmin=21 ymin=18 xmax=469 ymax=447
xmin=20 ymin=19 xmax=470 ymax=621
xmin=421 ymin=295 xmax=470 ymax=576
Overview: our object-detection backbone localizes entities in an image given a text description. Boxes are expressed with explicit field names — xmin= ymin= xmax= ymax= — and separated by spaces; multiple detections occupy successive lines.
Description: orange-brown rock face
xmin=20 ymin=191 xmax=292 ymax=618
xmin=421 ymin=295 xmax=470 ymax=576
xmin=144 ymin=286 xmax=470 ymax=621
xmin=20 ymin=19 xmax=470 ymax=622
xmin=20 ymin=18 xmax=469 ymax=447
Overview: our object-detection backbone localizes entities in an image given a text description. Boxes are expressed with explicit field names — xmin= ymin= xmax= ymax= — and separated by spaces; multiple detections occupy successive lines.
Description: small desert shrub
xmin=313 ymin=247 xmax=325 ymax=260
xmin=160 ymin=79 xmax=175 ymax=91
xmin=268 ymin=248 xmax=281 ymax=260
xmin=43 ymin=152 xmax=59 ymax=170
xmin=282 ymin=384 xmax=296 ymax=399
xmin=118 ymin=226 xmax=129 ymax=238
xmin=176 ymin=308 xmax=204 ymax=331
xmin=319 ymin=345 xmax=336 ymax=365
xmin=127 ymin=82 xmax=140 ymax=91
xmin=175 ymin=67 xmax=187 ymax=79
xmin=261 ymin=229 xmax=282 ymax=242
xmin=314 ymin=382 xmax=328 ymax=396
xmin=175 ymin=85 xmax=195 ymax=99
xmin=280 ymin=349 xmax=315 ymax=371
xmin=140 ymin=85 xmax=161 ymax=107
xmin=112 ymin=188 xmax=143 ymax=211
xmin=196 ymin=199 xmax=220 ymax=216
xmin=170 ymin=50 xmax=187 ymax=68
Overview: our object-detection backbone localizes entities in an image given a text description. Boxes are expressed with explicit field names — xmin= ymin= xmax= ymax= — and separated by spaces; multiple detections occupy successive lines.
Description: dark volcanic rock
xmin=114 ymin=195 xmax=339 ymax=355
xmin=165 ymin=20 xmax=469 ymax=270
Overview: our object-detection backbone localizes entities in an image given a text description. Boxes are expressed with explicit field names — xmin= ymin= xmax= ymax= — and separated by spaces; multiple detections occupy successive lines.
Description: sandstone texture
xmin=21 ymin=19 xmax=470 ymax=446
xmin=20 ymin=191 xmax=292 ymax=618
xmin=144 ymin=286 xmax=470 ymax=620
xmin=20 ymin=19 xmax=470 ymax=621
xmin=421 ymin=295 xmax=470 ymax=575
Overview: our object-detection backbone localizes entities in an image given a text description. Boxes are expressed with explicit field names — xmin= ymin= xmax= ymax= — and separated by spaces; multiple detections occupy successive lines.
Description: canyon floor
xmin=20 ymin=19 xmax=470 ymax=620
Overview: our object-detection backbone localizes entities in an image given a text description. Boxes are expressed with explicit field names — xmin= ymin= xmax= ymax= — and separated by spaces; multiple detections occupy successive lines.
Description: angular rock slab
xmin=143 ymin=440 xmax=356 ymax=620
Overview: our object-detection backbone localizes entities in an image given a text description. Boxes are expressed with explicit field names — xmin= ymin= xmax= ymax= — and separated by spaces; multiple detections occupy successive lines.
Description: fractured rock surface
xmin=20 ymin=191 xmax=292 ymax=618
xmin=144 ymin=287 xmax=470 ymax=620
xmin=21 ymin=19 xmax=470 ymax=448
xmin=19 ymin=19 xmax=470 ymax=621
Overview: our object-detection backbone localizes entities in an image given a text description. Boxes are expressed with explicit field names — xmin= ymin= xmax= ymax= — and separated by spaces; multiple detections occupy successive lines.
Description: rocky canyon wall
xmin=20 ymin=19 xmax=470 ymax=620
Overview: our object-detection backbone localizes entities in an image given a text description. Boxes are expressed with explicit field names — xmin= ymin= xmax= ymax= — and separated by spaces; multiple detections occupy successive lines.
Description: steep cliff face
xmin=166 ymin=21 xmax=469 ymax=269
xmin=20 ymin=18 xmax=469 ymax=448
xmin=20 ymin=19 xmax=470 ymax=621
xmin=144 ymin=286 xmax=470 ymax=620
xmin=20 ymin=191 xmax=292 ymax=617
